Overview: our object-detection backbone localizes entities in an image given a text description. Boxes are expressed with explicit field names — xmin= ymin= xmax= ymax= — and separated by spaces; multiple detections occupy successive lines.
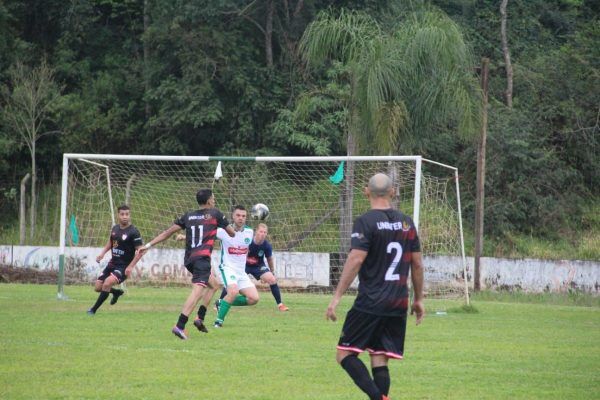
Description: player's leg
xmin=215 ymin=282 xmax=239 ymax=327
xmin=237 ymin=277 xmax=259 ymax=305
xmin=259 ymin=270 xmax=288 ymax=311
xmin=369 ymin=355 xmax=390 ymax=398
xmin=193 ymin=274 xmax=220 ymax=333
xmin=367 ymin=315 xmax=407 ymax=398
xmin=107 ymin=268 xmax=125 ymax=305
xmin=89 ymin=272 xmax=120 ymax=314
xmin=88 ymin=269 xmax=111 ymax=314
xmin=336 ymin=309 xmax=383 ymax=400
xmin=173 ymin=259 xmax=211 ymax=339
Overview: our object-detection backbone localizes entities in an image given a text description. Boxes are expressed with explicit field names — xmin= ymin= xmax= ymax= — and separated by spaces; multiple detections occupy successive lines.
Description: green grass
xmin=1 ymin=285 xmax=599 ymax=399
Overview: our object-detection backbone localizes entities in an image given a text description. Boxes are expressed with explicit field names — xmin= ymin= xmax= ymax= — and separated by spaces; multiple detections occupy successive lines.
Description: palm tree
xmin=299 ymin=6 xmax=480 ymax=254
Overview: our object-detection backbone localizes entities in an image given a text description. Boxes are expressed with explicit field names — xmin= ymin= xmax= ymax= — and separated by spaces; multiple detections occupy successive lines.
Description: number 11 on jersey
xmin=190 ymin=225 xmax=204 ymax=248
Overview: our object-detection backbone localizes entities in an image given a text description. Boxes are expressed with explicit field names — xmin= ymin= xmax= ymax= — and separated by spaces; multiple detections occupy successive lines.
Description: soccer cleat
xmin=110 ymin=289 xmax=124 ymax=305
xmin=171 ymin=326 xmax=188 ymax=340
xmin=278 ymin=303 xmax=289 ymax=312
xmin=213 ymin=320 xmax=223 ymax=328
xmin=87 ymin=309 xmax=95 ymax=316
xmin=193 ymin=318 xmax=208 ymax=333
xmin=214 ymin=299 xmax=221 ymax=312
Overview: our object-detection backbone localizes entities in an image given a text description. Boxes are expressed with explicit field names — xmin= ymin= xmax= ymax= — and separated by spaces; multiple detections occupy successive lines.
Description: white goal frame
xmin=57 ymin=154 xmax=469 ymax=304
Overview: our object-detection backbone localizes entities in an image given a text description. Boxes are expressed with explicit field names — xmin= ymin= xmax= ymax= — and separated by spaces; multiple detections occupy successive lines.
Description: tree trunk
xmin=20 ymin=173 xmax=31 ymax=245
xmin=500 ymin=0 xmax=513 ymax=109
xmin=474 ymin=58 xmax=490 ymax=291
xmin=126 ymin=174 xmax=137 ymax=206
xmin=29 ymin=143 xmax=36 ymax=240
xmin=265 ymin=0 xmax=274 ymax=68
xmin=143 ymin=0 xmax=151 ymax=120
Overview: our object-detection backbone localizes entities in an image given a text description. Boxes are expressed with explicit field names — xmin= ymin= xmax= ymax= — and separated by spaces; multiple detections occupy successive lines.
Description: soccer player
xmin=325 ymin=173 xmax=425 ymax=400
xmin=216 ymin=223 xmax=288 ymax=311
xmin=137 ymin=189 xmax=234 ymax=339
xmin=88 ymin=204 xmax=143 ymax=315
xmin=212 ymin=205 xmax=259 ymax=328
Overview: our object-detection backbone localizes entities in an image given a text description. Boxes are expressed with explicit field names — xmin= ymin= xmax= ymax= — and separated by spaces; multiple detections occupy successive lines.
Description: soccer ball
xmin=250 ymin=203 xmax=270 ymax=220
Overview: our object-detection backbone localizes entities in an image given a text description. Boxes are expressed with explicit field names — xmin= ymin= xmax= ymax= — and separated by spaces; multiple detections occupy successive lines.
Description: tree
xmin=299 ymin=7 xmax=480 ymax=253
xmin=500 ymin=0 xmax=513 ymax=108
xmin=1 ymin=60 xmax=62 ymax=240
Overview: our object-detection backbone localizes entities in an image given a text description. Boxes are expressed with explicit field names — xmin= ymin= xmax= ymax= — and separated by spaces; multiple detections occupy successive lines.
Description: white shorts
xmin=213 ymin=264 xmax=255 ymax=291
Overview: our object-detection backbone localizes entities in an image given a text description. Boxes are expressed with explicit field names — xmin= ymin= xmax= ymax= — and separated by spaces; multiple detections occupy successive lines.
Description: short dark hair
xmin=196 ymin=189 xmax=213 ymax=206
xmin=117 ymin=204 xmax=130 ymax=212
xmin=233 ymin=205 xmax=246 ymax=212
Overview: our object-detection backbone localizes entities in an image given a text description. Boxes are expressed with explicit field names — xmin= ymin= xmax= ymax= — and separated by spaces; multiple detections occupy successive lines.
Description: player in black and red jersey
xmin=88 ymin=204 xmax=143 ymax=315
xmin=326 ymin=173 xmax=425 ymax=400
xmin=137 ymin=189 xmax=234 ymax=339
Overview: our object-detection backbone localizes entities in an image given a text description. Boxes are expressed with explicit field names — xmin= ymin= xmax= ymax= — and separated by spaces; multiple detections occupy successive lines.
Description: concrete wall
xmin=0 ymin=245 xmax=330 ymax=287
xmin=1 ymin=245 xmax=598 ymax=293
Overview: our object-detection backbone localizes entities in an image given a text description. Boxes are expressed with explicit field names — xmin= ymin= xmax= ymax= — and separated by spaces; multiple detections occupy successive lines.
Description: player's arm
xmin=96 ymin=239 xmax=112 ymax=263
xmin=125 ymin=245 xmax=144 ymax=277
xmin=216 ymin=211 xmax=235 ymax=237
xmin=410 ymin=251 xmax=425 ymax=325
xmin=326 ymin=249 xmax=368 ymax=322
xmin=224 ymin=224 xmax=235 ymax=237
xmin=137 ymin=224 xmax=181 ymax=256
xmin=266 ymin=256 xmax=275 ymax=272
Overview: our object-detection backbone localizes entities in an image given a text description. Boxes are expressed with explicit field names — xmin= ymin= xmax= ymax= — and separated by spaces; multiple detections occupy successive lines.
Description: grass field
xmin=1 ymin=284 xmax=599 ymax=399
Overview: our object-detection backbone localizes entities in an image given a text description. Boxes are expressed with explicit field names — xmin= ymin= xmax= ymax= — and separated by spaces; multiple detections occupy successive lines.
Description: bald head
xmin=368 ymin=173 xmax=393 ymax=198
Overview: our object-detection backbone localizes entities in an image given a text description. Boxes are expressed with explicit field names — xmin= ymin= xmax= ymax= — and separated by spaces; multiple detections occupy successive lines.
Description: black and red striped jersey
xmin=174 ymin=208 xmax=230 ymax=265
xmin=350 ymin=208 xmax=421 ymax=317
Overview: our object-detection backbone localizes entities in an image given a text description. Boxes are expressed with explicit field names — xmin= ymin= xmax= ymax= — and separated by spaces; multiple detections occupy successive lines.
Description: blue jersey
xmin=245 ymin=239 xmax=273 ymax=268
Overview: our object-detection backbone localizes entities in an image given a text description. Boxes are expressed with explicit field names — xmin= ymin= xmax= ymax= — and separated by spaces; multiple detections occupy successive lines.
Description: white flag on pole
xmin=214 ymin=161 xmax=223 ymax=181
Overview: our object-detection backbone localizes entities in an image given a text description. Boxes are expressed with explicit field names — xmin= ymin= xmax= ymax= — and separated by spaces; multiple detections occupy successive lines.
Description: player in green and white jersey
xmin=212 ymin=205 xmax=259 ymax=328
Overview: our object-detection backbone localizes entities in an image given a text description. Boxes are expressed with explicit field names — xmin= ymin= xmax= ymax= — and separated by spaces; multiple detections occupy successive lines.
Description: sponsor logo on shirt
xmin=228 ymin=247 xmax=249 ymax=255
xmin=376 ymin=221 xmax=405 ymax=231
xmin=122 ymin=234 xmax=127 ymax=240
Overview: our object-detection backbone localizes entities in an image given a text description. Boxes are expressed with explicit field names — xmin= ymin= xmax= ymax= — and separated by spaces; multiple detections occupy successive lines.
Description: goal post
xmin=57 ymin=154 xmax=470 ymax=304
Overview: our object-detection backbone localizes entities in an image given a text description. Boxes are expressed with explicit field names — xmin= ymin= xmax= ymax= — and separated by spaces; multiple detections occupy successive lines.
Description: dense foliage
xmin=0 ymin=0 xmax=598 ymax=252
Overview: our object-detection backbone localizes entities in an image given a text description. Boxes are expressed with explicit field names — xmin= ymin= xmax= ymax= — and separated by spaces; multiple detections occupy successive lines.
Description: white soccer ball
xmin=250 ymin=203 xmax=270 ymax=220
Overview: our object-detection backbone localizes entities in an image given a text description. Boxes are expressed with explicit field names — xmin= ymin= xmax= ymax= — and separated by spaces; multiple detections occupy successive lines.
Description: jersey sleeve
xmin=216 ymin=227 xmax=228 ymax=240
xmin=264 ymin=241 xmax=273 ymax=258
xmin=174 ymin=213 xmax=187 ymax=229
xmin=215 ymin=210 xmax=230 ymax=228
xmin=350 ymin=216 xmax=371 ymax=251
xmin=132 ymin=228 xmax=144 ymax=246
xmin=410 ymin=224 xmax=421 ymax=253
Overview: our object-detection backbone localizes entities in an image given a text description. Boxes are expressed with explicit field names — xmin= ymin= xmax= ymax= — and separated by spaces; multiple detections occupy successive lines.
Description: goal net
xmin=58 ymin=155 xmax=469 ymax=304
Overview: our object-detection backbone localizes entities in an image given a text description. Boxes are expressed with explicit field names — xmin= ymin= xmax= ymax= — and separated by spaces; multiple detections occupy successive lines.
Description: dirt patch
xmin=0 ymin=264 xmax=59 ymax=284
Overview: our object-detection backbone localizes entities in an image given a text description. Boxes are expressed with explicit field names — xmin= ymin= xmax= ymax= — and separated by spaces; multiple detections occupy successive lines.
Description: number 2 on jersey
xmin=384 ymin=242 xmax=403 ymax=281
xmin=190 ymin=225 xmax=204 ymax=248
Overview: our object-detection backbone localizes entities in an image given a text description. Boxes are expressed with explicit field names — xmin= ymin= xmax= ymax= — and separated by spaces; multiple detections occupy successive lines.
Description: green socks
xmin=216 ymin=295 xmax=249 ymax=324
xmin=232 ymin=294 xmax=248 ymax=306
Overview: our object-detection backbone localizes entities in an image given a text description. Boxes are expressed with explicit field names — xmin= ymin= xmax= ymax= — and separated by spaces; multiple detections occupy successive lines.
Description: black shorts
xmin=185 ymin=258 xmax=211 ymax=286
xmin=337 ymin=308 xmax=407 ymax=360
xmin=245 ymin=265 xmax=271 ymax=280
xmin=97 ymin=265 xmax=127 ymax=283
